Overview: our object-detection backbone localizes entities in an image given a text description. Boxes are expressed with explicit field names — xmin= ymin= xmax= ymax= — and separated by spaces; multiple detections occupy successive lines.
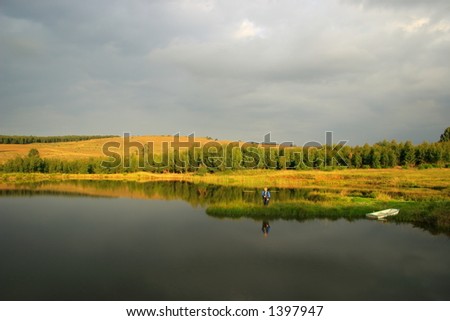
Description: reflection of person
xmin=262 ymin=221 xmax=271 ymax=237
xmin=262 ymin=187 xmax=271 ymax=206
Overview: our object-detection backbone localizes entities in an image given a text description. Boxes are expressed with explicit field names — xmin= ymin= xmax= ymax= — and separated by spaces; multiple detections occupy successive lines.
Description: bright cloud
xmin=395 ymin=17 xmax=430 ymax=32
xmin=233 ymin=19 xmax=265 ymax=39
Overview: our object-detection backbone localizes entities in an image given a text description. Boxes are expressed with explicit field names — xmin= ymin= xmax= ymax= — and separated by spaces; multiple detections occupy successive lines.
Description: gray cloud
xmin=0 ymin=0 xmax=449 ymax=144
xmin=342 ymin=0 xmax=450 ymax=9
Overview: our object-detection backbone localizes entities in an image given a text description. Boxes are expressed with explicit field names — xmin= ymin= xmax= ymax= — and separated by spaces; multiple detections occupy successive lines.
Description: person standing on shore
xmin=262 ymin=187 xmax=271 ymax=206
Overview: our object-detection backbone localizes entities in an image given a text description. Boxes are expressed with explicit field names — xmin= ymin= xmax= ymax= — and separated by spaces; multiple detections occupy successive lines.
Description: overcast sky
xmin=1 ymin=0 xmax=449 ymax=145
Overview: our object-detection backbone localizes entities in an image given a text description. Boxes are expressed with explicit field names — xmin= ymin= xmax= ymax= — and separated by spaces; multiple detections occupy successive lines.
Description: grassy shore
xmin=206 ymin=199 xmax=450 ymax=235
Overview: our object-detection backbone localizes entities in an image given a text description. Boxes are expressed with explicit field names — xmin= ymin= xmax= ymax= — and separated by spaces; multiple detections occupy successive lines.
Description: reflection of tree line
xmin=2 ymin=180 xmax=318 ymax=206
xmin=0 ymin=188 xmax=107 ymax=198
xmin=88 ymin=181 xmax=320 ymax=206
xmin=2 ymin=181 xmax=448 ymax=236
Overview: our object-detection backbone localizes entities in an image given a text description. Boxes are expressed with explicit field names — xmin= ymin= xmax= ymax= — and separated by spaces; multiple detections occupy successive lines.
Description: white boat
xmin=366 ymin=208 xmax=399 ymax=220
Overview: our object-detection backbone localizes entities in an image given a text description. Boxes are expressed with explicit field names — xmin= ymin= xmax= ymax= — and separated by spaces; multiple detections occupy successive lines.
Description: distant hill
xmin=0 ymin=135 xmax=232 ymax=164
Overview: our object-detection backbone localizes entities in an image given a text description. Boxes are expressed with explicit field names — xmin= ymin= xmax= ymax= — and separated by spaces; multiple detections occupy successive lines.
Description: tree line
xmin=1 ymin=140 xmax=449 ymax=174
xmin=0 ymin=135 xmax=118 ymax=144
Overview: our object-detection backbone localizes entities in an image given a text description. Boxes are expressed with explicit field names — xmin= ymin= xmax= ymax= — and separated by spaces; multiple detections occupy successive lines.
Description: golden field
xmin=0 ymin=135 xmax=232 ymax=163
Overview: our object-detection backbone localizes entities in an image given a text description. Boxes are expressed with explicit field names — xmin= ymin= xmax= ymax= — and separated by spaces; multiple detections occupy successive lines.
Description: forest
xmin=0 ymin=135 xmax=118 ymax=144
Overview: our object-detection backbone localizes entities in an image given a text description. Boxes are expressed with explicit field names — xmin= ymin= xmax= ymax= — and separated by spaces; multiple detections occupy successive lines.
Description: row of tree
xmin=1 ymin=140 xmax=449 ymax=174
xmin=0 ymin=135 xmax=118 ymax=144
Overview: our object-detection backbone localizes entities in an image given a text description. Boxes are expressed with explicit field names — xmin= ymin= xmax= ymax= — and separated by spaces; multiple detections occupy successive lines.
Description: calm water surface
xmin=0 ymin=183 xmax=449 ymax=300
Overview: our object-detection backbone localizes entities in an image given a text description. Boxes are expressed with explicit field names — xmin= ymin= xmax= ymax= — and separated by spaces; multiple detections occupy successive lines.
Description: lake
xmin=0 ymin=181 xmax=449 ymax=300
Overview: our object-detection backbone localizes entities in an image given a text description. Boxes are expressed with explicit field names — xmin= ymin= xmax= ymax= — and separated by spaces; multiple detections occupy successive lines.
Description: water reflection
xmin=0 ymin=195 xmax=449 ymax=300
xmin=0 ymin=180 xmax=448 ymax=236
xmin=0 ymin=180 xmax=316 ymax=204
xmin=261 ymin=221 xmax=271 ymax=237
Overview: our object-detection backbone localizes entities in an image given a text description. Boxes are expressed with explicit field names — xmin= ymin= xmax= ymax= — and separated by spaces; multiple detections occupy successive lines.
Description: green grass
xmin=206 ymin=199 xmax=450 ymax=236
xmin=206 ymin=201 xmax=375 ymax=220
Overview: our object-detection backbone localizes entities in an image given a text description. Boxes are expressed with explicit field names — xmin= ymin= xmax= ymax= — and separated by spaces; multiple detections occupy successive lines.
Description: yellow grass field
xmin=0 ymin=135 xmax=232 ymax=163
